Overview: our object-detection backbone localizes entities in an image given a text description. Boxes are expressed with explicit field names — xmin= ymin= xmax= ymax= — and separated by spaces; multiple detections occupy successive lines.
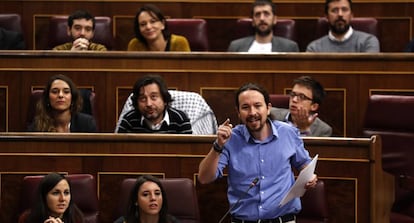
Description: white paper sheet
xmin=279 ymin=154 xmax=318 ymax=206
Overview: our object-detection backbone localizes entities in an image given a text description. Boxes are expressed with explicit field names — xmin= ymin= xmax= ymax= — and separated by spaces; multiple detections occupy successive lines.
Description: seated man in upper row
xmin=53 ymin=10 xmax=107 ymax=51
xmin=306 ymin=0 xmax=380 ymax=52
xmin=116 ymin=74 xmax=192 ymax=134
xmin=227 ymin=0 xmax=299 ymax=53
xmin=270 ymin=76 xmax=332 ymax=137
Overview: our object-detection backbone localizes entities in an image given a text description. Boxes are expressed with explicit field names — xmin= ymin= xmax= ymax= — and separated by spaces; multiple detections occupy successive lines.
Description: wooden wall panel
xmin=0 ymin=87 xmax=7 ymax=132
xmin=3 ymin=1 xmax=412 ymax=51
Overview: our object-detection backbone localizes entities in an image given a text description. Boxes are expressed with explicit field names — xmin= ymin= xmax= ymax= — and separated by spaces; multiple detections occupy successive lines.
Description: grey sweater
xmin=306 ymin=30 xmax=380 ymax=52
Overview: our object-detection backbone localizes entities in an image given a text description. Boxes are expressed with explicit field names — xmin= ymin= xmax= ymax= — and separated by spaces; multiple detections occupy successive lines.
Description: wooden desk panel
xmin=0 ymin=133 xmax=394 ymax=223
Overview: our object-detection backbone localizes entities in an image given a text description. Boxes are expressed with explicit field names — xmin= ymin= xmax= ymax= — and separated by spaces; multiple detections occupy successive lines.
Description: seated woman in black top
xmin=114 ymin=175 xmax=180 ymax=223
xmin=28 ymin=74 xmax=96 ymax=132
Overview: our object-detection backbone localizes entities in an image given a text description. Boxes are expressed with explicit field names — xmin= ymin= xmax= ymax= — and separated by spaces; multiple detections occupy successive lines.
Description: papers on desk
xmin=279 ymin=154 xmax=318 ymax=206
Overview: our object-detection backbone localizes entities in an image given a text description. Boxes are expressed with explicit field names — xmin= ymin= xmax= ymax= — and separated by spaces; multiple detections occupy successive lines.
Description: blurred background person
xmin=53 ymin=10 xmax=107 ymax=51
xmin=306 ymin=0 xmax=379 ymax=52
xmin=127 ymin=4 xmax=190 ymax=51
xmin=227 ymin=0 xmax=299 ymax=52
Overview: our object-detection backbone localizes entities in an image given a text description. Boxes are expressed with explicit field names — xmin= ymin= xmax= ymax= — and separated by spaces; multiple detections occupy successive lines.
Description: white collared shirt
xmin=140 ymin=111 xmax=170 ymax=130
xmin=248 ymin=40 xmax=272 ymax=53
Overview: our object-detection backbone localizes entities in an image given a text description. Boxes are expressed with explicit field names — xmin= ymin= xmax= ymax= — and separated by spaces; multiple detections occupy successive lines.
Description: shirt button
xmin=261 ymin=159 xmax=264 ymax=163
xmin=259 ymin=206 xmax=263 ymax=209
xmin=261 ymin=176 xmax=265 ymax=179
xmin=261 ymin=191 xmax=264 ymax=194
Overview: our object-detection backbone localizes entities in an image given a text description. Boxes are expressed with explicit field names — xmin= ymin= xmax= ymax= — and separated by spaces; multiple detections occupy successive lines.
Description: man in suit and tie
xmin=270 ymin=76 xmax=332 ymax=136
xmin=227 ymin=0 xmax=299 ymax=53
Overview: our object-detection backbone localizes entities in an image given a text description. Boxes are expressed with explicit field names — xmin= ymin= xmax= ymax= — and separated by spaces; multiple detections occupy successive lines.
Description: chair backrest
xmin=0 ymin=13 xmax=23 ymax=33
xmin=115 ymin=178 xmax=200 ymax=223
xmin=363 ymin=94 xmax=414 ymax=177
xmin=115 ymin=90 xmax=218 ymax=135
xmin=48 ymin=15 xmax=113 ymax=50
xmin=269 ymin=94 xmax=290 ymax=109
xmin=362 ymin=94 xmax=414 ymax=223
xmin=233 ymin=18 xmax=297 ymax=42
xmin=166 ymin=18 xmax=209 ymax=51
xmin=19 ymin=174 xmax=99 ymax=223
xmin=297 ymin=180 xmax=329 ymax=223
xmin=315 ymin=17 xmax=378 ymax=39
xmin=25 ymin=89 xmax=97 ymax=131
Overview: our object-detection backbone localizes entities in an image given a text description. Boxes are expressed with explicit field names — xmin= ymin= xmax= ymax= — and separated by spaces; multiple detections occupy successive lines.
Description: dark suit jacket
xmin=227 ymin=35 xmax=299 ymax=52
xmin=0 ymin=27 xmax=25 ymax=50
xmin=269 ymin=107 xmax=332 ymax=137
xmin=70 ymin=112 xmax=97 ymax=132
xmin=27 ymin=112 xmax=97 ymax=132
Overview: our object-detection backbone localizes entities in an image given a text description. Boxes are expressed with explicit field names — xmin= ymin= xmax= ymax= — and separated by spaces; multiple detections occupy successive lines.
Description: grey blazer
xmin=269 ymin=107 xmax=332 ymax=137
xmin=227 ymin=36 xmax=299 ymax=52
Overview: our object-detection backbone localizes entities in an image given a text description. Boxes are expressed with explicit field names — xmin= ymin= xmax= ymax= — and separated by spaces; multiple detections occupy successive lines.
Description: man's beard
xmin=254 ymin=24 xmax=273 ymax=37
xmin=329 ymin=20 xmax=350 ymax=35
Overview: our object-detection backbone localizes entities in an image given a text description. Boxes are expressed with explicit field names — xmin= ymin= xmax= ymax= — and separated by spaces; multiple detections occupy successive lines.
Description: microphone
xmin=218 ymin=177 xmax=260 ymax=223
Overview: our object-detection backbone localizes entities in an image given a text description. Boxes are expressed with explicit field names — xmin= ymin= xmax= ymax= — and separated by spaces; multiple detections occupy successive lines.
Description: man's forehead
xmin=253 ymin=5 xmax=273 ymax=13
xmin=328 ymin=0 xmax=350 ymax=8
xmin=292 ymin=84 xmax=313 ymax=94
xmin=72 ymin=19 xmax=93 ymax=26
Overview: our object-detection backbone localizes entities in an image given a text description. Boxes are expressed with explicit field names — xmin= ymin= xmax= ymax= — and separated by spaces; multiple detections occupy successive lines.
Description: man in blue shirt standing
xmin=198 ymin=83 xmax=317 ymax=223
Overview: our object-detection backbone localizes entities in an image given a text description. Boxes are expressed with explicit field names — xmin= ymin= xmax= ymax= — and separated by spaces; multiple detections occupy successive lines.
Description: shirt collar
xmin=328 ymin=26 xmax=353 ymax=42
xmin=140 ymin=110 xmax=170 ymax=130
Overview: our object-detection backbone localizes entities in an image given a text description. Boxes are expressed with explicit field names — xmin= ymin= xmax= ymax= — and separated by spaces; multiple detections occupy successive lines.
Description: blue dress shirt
xmin=216 ymin=119 xmax=311 ymax=220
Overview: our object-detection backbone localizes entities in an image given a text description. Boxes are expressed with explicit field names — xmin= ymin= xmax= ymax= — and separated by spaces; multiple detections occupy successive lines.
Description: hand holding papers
xmin=279 ymin=154 xmax=319 ymax=206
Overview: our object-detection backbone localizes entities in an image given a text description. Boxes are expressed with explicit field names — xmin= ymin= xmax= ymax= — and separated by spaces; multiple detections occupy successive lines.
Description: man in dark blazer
xmin=227 ymin=0 xmax=299 ymax=52
xmin=0 ymin=27 xmax=25 ymax=50
xmin=270 ymin=76 xmax=332 ymax=137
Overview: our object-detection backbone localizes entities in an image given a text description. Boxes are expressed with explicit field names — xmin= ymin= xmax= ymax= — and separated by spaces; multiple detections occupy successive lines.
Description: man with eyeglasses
xmin=270 ymin=76 xmax=332 ymax=136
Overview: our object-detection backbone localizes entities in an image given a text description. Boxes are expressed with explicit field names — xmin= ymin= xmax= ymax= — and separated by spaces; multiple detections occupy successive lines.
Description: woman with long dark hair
xmin=115 ymin=175 xmax=179 ymax=223
xmin=28 ymin=74 xmax=96 ymax=132
xmin=19 ymin=173 xmax=84 ymax=223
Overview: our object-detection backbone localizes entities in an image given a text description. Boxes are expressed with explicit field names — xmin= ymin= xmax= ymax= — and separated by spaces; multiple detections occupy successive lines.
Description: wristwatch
xmin=213 ymin=140 xmax=223 ymax=153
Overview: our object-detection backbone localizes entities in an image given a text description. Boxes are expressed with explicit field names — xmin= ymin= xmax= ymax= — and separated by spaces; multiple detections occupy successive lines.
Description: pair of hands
xmin=292 ymin=107 xmax=318 ymax=133
xmin=71 ymin=37 xmax=90 ymax=51
xmin=44 ymin=216 xmax=64 ymax=223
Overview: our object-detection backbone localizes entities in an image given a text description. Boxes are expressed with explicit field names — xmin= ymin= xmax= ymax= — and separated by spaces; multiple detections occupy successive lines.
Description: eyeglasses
xmin=289 ymin=91 xmax=313 ymax=102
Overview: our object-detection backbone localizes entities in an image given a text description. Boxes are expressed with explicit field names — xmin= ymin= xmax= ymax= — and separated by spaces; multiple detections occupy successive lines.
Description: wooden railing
xmin=0 ymin=133 xmax=393 ymax=223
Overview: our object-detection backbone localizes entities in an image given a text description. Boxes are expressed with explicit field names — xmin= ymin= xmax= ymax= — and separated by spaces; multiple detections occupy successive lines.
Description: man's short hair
xmin=325 ymin=0 xmax=352 ymax=14
xmin=251 ymin=0 xmax=276 ymax=17
xmin=235 ymin=82 xmax=270 ymax=110
xmin=293 ymin=76 xmax=326 ymax=105
xmin=68 ymin=10 xmax=96 ymax=30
